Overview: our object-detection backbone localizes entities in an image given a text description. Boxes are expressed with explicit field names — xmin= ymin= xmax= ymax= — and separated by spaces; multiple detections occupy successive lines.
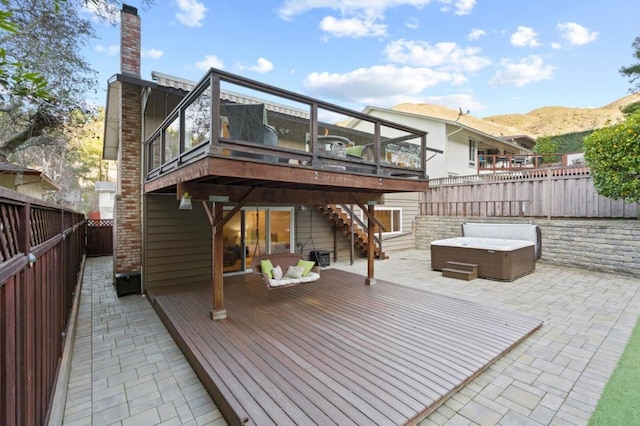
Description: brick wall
xmin=114 ymin=4 xmax=142 ymax=274
xmin=114 ymin=83 xmax=142 ymax=273
xmin=415 ymin=216 xmax=640 ymax=276
xmin=120 ymin=5 xmax=140 ymax=77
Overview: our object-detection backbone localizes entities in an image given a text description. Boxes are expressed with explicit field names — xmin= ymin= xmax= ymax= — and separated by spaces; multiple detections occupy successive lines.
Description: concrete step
xmin=442 ymin=267 xmax=478 ymax=281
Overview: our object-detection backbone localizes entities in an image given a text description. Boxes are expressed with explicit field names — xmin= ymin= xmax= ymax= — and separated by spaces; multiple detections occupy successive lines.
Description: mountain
xmin=392 ymin=93 xmax=640 ymax=139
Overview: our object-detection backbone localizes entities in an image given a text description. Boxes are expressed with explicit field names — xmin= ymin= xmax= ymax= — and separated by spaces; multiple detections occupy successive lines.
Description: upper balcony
xmin=142 ymin=69 xmax=440 ymax=204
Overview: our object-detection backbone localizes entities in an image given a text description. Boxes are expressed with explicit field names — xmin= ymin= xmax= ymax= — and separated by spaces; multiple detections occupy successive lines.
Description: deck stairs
xmin=316 ymin=204 xmax=387 ymax=259
xmin=442 ymin=261 xmax=478 ymax=281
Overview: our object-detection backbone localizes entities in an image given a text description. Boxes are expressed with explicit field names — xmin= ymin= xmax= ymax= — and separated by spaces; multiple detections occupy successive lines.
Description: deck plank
xmin=150 ymin=268 xmax=542 ymax=425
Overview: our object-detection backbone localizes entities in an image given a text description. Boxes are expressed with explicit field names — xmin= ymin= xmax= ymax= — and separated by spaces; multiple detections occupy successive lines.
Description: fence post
xmin=547 ymin=168 xmax=552 ymax=220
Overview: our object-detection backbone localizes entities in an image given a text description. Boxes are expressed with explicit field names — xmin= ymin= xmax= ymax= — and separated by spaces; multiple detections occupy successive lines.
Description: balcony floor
xmin=145 ymin=155 xmax=430 ymax=205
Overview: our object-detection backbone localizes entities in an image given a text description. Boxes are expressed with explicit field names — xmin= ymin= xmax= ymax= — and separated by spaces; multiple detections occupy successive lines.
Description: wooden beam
xmin=210 ymin=202 xmax=226 ymax=321
xmin=146 ymin=157 xmax=430 ymax=195
xmin=179 ymin=182 xmax=385 ymax=206
xmin=365 ymin=203 xmax=376 ymax=286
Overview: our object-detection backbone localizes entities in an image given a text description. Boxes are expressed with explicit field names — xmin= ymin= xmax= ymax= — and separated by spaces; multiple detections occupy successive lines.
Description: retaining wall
xmin=415 ymin=216 xmax=640 ymax=276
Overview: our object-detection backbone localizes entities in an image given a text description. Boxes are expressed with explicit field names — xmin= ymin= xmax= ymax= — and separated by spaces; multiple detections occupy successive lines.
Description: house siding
xmin=144 ymin=194 xmax=212 ymax=290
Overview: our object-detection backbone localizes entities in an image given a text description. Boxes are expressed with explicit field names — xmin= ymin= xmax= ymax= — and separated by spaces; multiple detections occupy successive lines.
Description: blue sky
xmin=83 ymin=0 xmax=640 ymax=117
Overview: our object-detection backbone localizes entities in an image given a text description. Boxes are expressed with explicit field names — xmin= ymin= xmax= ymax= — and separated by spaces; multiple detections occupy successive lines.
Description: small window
xmin=374 ymin=208 xmax=402 ymax=234
xmin=468 ymin=138 xmax=477 ymax=165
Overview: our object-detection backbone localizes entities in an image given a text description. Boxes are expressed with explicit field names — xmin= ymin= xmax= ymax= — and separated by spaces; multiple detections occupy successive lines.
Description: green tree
xmin=620 ymin=36 xmax=640 ymax=93
xmin=584 ymin=113 xmax=640 ymax=202
xmin=0 ymin=0 xmax=96 ymax=161
xmin=533 ymin=136 xmax=560 ymax=163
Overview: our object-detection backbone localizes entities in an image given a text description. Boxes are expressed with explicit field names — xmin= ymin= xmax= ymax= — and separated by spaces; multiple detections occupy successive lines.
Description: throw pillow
xmin=346 ymin=145 xmax=365 ymax=157
xmin=285 ymin=265 xmax=304 ymax=279
xmin=260 ymin=259 xmax=274 ymax=279
xmin=272 ymin=265 xmax=283 ymax=280
xmin=297 ymin=259 xmax=316 ymax=277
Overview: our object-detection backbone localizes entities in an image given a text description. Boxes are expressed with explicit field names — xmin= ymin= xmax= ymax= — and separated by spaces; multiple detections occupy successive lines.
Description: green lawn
xmin=589 ymin=314 xmax=640 ymax=425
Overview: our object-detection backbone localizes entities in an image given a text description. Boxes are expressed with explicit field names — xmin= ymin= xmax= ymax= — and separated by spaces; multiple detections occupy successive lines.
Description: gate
xmin=86 ymin=219 xmax=113 ymax=256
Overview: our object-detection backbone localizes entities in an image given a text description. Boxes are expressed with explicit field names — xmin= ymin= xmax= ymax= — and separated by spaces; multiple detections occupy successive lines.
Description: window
xmin=468 ymin=138 xmax=477 ymax=165
xmin=374 ymin=208 xmax=402 ymax=234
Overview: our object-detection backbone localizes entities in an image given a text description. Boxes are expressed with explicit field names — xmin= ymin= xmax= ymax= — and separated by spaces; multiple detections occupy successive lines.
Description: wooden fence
xmin=422 ymin=167 xmax=639 ymax=219
xmin=86 ymin=219 xmax=113 ymax=257
xmin=0 ymin=188 xmax=85 ymax=426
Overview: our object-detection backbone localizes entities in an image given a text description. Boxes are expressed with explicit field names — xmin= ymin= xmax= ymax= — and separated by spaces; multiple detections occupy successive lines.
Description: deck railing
xmin=144 ymin=68 xmax=441 ymax=182
xmin=0 ymin=188 xmax=85 ymax=425
xmin=476 ymin=153 xmax=580 ymax=174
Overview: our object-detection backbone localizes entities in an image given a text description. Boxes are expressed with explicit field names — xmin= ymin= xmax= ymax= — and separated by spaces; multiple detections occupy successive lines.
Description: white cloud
xmin=405 ymin=17 xmax=419 ymax=30
xmin=303 ymin=64 xmax=467 ymax=106
xmin=557 ymin=22 xmax=598 ymax=46
xmin=142 ymin=48 xmax=164 ymax=59
xmin=551 ymin=42 xmax=562 ymax=50
xmin=490 ymin=55 xmax=554 ymax=87
xmin=453 ymin=0 xmax=476 ymax=15
xmin=95 ymin=44 xmax=119 ymax=56
xmin=276 ymin=1 xmax=476 ymax=38
xmin=385 ymin=39 xmax=491 ymax=72
xmin=195 ymin=55 xmax=224 ymax=71
xmin=320 ymin=15 xmax=387 ymax=38
xmin=175 ymin=0 xmax=207 ymax=28
xmin=468 ymin=28 xmax=486 ymax=41
xmin=239 ymin=58 xmax=274 ymax=74
xmin=81 ymin=2 xmax=119 ymax=23
xmin=423 ymin=93 xmax=487 ymax=112
xmin=510 ymin=26 xmax=541 ymax=47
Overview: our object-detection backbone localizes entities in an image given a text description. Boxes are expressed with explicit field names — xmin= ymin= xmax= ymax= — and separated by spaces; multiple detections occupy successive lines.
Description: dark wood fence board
xmin=0 ymin=193 xmax=84 ymax=426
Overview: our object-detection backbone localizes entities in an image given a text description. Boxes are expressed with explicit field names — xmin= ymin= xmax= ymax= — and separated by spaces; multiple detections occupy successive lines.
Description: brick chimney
xmin=120 ymin=4 xmax=140 ymax=76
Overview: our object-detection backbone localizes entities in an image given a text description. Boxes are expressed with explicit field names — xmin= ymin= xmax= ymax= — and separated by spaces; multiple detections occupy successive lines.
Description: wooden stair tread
xmin=442 ymin=267 xmax=478 ymax=281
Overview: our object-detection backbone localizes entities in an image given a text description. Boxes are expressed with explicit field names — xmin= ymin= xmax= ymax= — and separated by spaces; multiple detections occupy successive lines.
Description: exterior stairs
xmin=442 ymin=261 xmax=478 ymax=281
xmin=316 ymin=204 xmax=387 ymax=259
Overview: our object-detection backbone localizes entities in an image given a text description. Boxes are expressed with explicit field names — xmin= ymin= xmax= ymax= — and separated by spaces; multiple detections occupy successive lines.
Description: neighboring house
xmin=95 ymin=181 xmax=116 ymax=219
xmin=0 ymin=162 xmax=60 ymax=199
xmin=358 ymin=106 xmax=535 ymax=179
xmin=340 ymin=107 xmax=537 ymax=254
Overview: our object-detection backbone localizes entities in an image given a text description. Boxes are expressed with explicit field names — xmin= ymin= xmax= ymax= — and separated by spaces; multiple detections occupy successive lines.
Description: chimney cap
xmin=122 ymin=4 xmax=138 ymax=15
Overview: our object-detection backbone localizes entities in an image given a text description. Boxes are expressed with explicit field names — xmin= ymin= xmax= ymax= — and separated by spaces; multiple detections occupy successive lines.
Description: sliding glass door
xmin=223 ymin=207 xmax=294 ymax=273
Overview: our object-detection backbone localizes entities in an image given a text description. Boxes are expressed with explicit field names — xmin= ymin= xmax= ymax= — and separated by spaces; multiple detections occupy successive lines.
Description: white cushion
xmin=272 ymin=265 xmax=283 ymax=280
xmin=299 ymin=272 xmax=320 ymax=283
xmin=269 ymin=278 xmax=297 ymax=287
xmin=285 ymin=265 xmax=304 ymax=279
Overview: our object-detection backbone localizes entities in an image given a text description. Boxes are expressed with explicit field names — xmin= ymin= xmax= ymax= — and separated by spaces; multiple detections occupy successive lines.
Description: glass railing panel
xmin=164 ymin=116 xmax=180 ymax=162
xmin=316 ymin=107 xmax=375 ymax=162
xmin=379 ymin=123 xmax=423 ymax=169
xmin=218 ymin=80 xmax=311 ymax=152
xmin=184 ymin=85 xmax=211 ymax=149
xmin=148 ymin=135 xmax=161 ymax=170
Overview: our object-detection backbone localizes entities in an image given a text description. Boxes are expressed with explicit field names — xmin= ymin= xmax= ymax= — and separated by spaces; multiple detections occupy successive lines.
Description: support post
xmin=210 ymin=202 xmax=227 ymax=320
xmin=365 ymin=203 xmax=376 ymax=286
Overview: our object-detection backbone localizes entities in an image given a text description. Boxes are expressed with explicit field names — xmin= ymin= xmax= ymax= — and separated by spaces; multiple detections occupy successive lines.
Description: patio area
xmin=61 ymin=251 xmax=640 ymax=425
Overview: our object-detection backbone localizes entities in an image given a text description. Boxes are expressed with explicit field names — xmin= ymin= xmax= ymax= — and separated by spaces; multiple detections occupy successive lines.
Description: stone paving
xmin=62 ymin=257 xmax=224 ymax=426
xmin=333 ymin=250 xmax=640 ymax=426
xmin=62 ymin=251 xmax=640 ymax=425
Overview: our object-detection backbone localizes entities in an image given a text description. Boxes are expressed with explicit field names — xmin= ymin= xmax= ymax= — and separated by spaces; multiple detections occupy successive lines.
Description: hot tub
xmin=431 ymin=237 xmax=535 ymax=281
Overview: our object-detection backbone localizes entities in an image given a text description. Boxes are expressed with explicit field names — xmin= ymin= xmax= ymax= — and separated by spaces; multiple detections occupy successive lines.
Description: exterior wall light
xmin=179 ymin=192 xmax=193 ymax=210
xmin=27 ymin=253 xmax=37 ymax=267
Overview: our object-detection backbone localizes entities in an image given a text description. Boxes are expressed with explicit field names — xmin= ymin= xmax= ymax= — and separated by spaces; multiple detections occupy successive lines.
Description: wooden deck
xmin=148 ymin=269 xmax=542 ymax=425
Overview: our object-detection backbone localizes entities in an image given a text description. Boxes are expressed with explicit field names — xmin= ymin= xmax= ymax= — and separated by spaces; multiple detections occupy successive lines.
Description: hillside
xmin=392 ymin=93 xmax=640 ymax=138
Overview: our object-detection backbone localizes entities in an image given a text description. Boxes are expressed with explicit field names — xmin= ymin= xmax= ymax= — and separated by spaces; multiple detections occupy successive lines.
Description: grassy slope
xmin=589 ymin=314 xmax=640 ymax=425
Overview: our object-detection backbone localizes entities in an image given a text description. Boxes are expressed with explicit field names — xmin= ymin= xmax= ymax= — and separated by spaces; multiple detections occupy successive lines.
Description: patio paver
xmin=332 ymin=250 xmax=640 ymax=425
xmin=62 ymin=250 xmax=640 ymax=425
xmin=62 ymin=257 xmax=225 ymax=426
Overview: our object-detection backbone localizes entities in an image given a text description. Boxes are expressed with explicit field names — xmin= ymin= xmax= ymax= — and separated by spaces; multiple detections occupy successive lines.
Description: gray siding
xmin=144 ymin=194 xmax=212 ymax=290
